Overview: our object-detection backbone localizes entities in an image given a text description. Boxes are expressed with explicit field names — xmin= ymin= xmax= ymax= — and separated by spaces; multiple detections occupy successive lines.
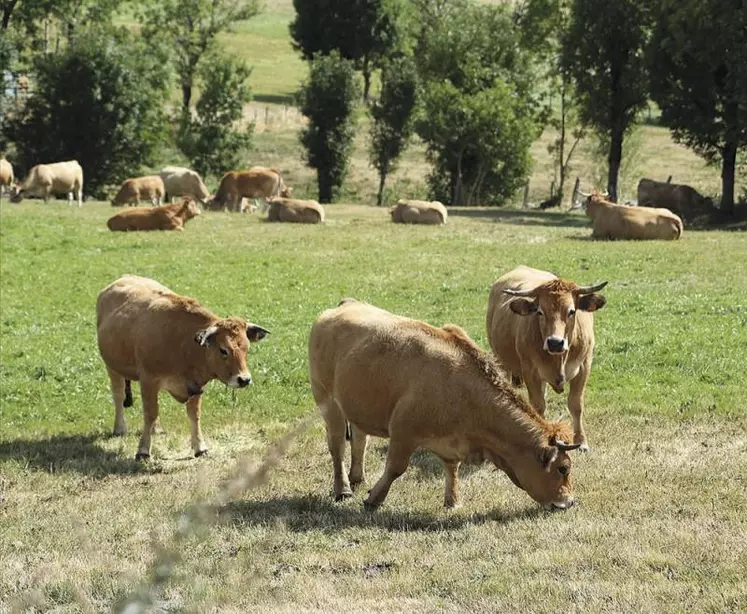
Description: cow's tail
xmin=124 ymin=379 xmax=133 ymax=407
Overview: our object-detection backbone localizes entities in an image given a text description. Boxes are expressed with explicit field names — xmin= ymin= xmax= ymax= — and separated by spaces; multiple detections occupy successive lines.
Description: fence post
xmin=666 ymin=175 xmax=672 ymax=183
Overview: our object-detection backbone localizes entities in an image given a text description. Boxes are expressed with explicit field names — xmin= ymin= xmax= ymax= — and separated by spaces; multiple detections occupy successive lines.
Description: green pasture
xmin=0 ymin=201 xmax=745 ymax=612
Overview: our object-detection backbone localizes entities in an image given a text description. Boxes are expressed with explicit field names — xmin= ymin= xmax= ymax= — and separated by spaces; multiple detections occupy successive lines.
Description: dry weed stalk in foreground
xmin=116 ymin=416 xmax=315 ymax=614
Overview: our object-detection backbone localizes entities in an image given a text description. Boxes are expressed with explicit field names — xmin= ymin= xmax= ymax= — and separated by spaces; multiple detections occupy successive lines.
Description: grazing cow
xmin=96 ymin=275 xmax=269 ymax=459
xmin=207 ymin=168 xmax=291 ymax=213
xmin=390 ymin=199 xmax=448 ymax=225
xmin=637 ymin=178 xmax=714 ymax=223
xmin=10 ymin=160 xmax=83 ymax=207
xmin=159 ymin=166 xmax=210 ymax=204
xmin=266 ymin=197 xmax=325 ymax=224
xmin=309 ymin=299 xmax=581 ymax=511
xmin=584 ymin=192 xmax=683 ymax=240
xmin=0 ymin=157 xmax=13 ymax=200
xmin=486 ymin=266 xmax=607 ymax=450
xmin=111 ymin=175 xmax=165 ymax=207
xmin=107 ymin=198 xmax=201 ymax=232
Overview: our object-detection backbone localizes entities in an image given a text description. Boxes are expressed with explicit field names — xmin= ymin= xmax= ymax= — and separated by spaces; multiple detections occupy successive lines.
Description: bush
xmin=298 ymin=52 xmax=361 ymax=203
xmin=2 ymin=28 xmax=169 ymax=198
xmin=177 ymin=54 xmax=253 ymax=178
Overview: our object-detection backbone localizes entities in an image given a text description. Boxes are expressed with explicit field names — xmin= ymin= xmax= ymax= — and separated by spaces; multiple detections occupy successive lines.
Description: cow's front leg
xmin=567 ymin=361 xmax=591 ymax=451
xmin=365 ymin=437 xmax=415 ymax=511
xmin=524 ymin=371 xmax=547 ymax=415
xmin=136 ymin=379 xmax=160 ymax=460
xmin=443 ymin=460 xmax=461 ymax=508
xmin=186 ymin=394 xmax=208 ymax=457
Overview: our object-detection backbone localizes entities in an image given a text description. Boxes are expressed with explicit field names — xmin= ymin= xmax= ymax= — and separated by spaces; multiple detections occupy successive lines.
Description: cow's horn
xmin=578 ymin=190 xmax=591 ymax=198
xmin=555 ymin=440 xmax=582 ymax=451
xmin=574 ymin=281 xmax=608 ymax=295
xmin=503 ymin=288 xmax=537 ymax=298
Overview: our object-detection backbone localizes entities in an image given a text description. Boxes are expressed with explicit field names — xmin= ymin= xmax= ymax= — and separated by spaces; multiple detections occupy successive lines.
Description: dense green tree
xmin=648 ymin=0 xmax=747 ymax=213
xmin=369 ymin=56 xmax=418 ymax=206
xmin=563 ymin=0 xmax=650 ymax=202
xmin=141 ymin=0 xmax=260 ymax=113
xmin=290 ymin=0 xmax=404 ymax=101
xmin=177 ymin=54 xmax=253 ymax=178
xmin=298 ymin=52 xmax=361 ymax=203
xmin=3 ymin=28 xmax=169 ymax=197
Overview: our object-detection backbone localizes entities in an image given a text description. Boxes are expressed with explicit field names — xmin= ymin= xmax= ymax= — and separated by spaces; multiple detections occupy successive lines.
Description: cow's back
xmin=268 ymin=198 xmax=324 ymax=223
xmin=237 ymin=169 xmax=281 ymax=198
xmin=393 ymin=200 xmax=447 ymax=225
xmin=0 ymin=158 xmax=13 ymax=185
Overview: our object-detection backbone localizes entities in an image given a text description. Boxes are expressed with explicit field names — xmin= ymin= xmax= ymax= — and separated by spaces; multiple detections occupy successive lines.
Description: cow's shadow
xmin=0 ymin=433 xmax=155 ymax=477
xmin=450 ymin=208 xmax=590 ymax=228
xmin=222 ymin=493 xmax=545 ymax=533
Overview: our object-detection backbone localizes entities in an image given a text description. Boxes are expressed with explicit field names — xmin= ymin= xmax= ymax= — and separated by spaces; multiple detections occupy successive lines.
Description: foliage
xmin=369 ymin=56 xmax=418 ymax=206
xmin=562 ymin=0 xmax=651 ymax=201
xmin=177 ymin=53 xmax=253 ymax=179
xmin=2 ymin=28 xmax=169 ymax=198
xmin=298 ymin=52 xmax=361 ymax=203
xmin=141 ymin=0 xmax=261 ymax=112
xmin=289 ymin=0 xmax=405 ymax=100
xmin=648 ymin=0 xmax=747 ymax=213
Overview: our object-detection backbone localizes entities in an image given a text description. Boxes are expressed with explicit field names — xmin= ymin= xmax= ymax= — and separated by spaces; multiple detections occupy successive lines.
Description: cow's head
xmin=280 ymin=186 xmax=293 ymax=198
xmin=496 ymin=423 xmax=581 ymax=510
xmin=505 ymin=278 xmax=607 ymax=355
xmin=194 ymin=317 xmax=269 ymax=388
xmin=181 ymin=198 xmax=201 ymax=220
xmin=10 ymin=185 xmax=24 ymax=203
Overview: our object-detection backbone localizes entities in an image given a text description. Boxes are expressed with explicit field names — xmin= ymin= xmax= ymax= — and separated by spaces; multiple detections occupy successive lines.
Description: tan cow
xmin=97 ymin=275 xmax=270 ymax=459
xmin=208 ymin=168 xmax=291 ymax=213
xmin=11 ymin=160 xmax=83 ymax=206
xmin=159 ymin=166 xmax=210 ymax=204
xmin=584 ymin=192 xmax=683 ymax=240
xmin=266 ymin=197 xmax=325 ymax=224
xmin=486 ymin=266 xmax=607 ymax=450
xmin=637 ymin=178 xmax=714 ymax=223
xmin=111 ymin=175 xmax=165 ymax=207
xmin=107 ymin=198 xmax=201 ymax=232
xmin=0 ymin=157 xmax=13 ymax=200
xmin=309 ymin=299 xmax=581 ymax=511
xmin=390 ymin=199 xmax=448 ymax=225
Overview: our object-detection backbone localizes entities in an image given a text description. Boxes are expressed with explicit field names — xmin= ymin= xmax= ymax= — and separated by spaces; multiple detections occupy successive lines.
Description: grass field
xmin=1 ymin=201 xmax=745 ymax=612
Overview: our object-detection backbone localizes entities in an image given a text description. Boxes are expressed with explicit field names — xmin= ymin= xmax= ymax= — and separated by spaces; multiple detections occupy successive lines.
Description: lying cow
xmin=208 ymin=168 xmax=291 ymax=213
xmin=10 ymin=160 xmax=84 ymax=207
xmin=584 ymin=192 xmax=683 ymax=240
xmin=159 ymin=166 xmax=210 ymax=204
xmin=266 ymin=197 xmax=325 ymax=224
xmin=97 ymin=275 xmax=270 ymax=459
xmin=637 ymin=178 xmax=714 ymax=223
xmin=390 ymin=199 xmax=448 ymax=225
xmin=486 ymin=266 xmax=607 ymax=450
xmin=0 ymin=157 xmax=13 ymax=200
xmin=111 ymin=175 xmax=165 ymax=207
xmin=107 ymin=198 xmax=201 ymax=232
xmin=309 ymin=299 xmax=581 ymax=511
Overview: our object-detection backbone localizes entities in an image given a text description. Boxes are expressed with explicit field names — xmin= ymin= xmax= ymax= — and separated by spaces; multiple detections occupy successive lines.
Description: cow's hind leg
xmin=443 ymin=460 xmax=461 ymax=509
xmin=108 ymin=368 xmax=128 ymax=436
xmin=186 ymin=394 xmax=208 ymax=457
xmin=348 ymin=423 xmax=368 ymax=490
xmin=319 ymin=399 xmax=353 ymax=501
xmin=136 ymin=379 xmax=160 ymax=460
xmin=364 ymin=437 xmax=416 ymax=511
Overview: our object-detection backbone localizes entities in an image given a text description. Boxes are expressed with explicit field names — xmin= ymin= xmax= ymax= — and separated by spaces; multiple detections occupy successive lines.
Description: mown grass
xmin=0 ymin=201 xmax=745 ymax=612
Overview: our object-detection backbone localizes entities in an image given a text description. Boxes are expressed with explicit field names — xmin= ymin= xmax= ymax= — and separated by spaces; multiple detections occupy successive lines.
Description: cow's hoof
xmin=135 ymin=452 xmax=150 ymax=461
xmin=348 ymin=477 xmax=365 ymax=491
xmin=112 ymin=428 xmax=127 ymax=437
xmin=577 ymin=441 xmax=590 ymax=452
xmin=334 ymin=491 xmax=353 ymax=502
xmin=363 ymin=499 xmax=380 ymax=513
xmin=194 ymin=449 xmax=209 ymax=458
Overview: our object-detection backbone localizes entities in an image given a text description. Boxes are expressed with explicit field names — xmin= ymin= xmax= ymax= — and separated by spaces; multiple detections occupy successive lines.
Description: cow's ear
xmin=195 ymin=325 xmax=219 ymax=347
xmin=539 ymin=446 xmax=558 ymax=472
xmin=509 ymin=298 xmax=538 ymax=316
xmin=247 ymin=324 xmax=270 ymax=342
xmin=578 ymin=293 xmax=606 ymax=312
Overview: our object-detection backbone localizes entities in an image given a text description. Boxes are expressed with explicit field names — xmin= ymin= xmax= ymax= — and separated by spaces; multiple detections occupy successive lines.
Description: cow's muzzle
xmin=547 ymin=498 xmax=575 ymax=511
xmin=544 ymin=336 xmax=568 ymax=354
xmin=228 ymin=374 xmax=253 ymax=388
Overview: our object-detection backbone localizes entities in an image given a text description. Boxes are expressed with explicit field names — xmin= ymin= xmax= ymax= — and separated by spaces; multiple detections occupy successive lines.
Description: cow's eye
xmin=568 ymin=309 xmax=576 ymax=318
xmin=558 ymin=465 xmax=569 ymax=476
xmin=219 ymin=347 xmax=229 ymax=358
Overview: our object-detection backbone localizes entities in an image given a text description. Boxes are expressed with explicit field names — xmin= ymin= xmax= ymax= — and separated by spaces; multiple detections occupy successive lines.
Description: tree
xmin=648 ymin=0 xmax=747 ymax=214
xmin=290 ymin=0 xmax=404 ymax=101
xmin=177 ymin=54 xmax=253 ymax=178
xmin=298 ymin=52 xmax=361 ymax=203
xmin=369 ymin=56 xmax=418 ymax=206
xmin=141 ymin=0 xmax=260 ymax=113
xmin=563 ymin=0 xmax=650 ymax=202
xmin=3 ymin=28 xmax=169 ymax=197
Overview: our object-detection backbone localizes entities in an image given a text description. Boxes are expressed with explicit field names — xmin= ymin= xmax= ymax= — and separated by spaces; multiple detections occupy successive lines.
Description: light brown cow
xmin=0 ymin=157 xmax=13 ymax=200
xmin=159 ymin=166 xmax=210 ymax=204
xmin=637 ymin=178 xmax=714 ymax=223
xmin=208 ymin=168 xmax=291 ymax=213
xmin=309 ymin=299 xmax=581 ymax=511
xmin=11 ymin=160 xmax=83 ymax=206
xmin=486 ymin=266 xmax=607 ymax=450
xmin=96 ymin=275 xmax=269 ymax=459
xmin=111 ymin=175 xmax=165 ymax=207
xmin=390 ymin=199 xmax=448 ymax=225
xmin=107 ymin=199 xmax=201 ymax=232
xmin=266 ymin=197 xmax=325 ymax=224
xmin=584 ymin=192 xmax=683 ymax=240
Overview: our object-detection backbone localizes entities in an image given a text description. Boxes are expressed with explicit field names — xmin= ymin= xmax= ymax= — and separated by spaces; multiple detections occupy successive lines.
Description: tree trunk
xmin=362 ymin=56 xmax=371 ymax=104
xmin=2 ymin=0 xmax=19 ymax=29
xmin=720 ymin=137 xmax=736 ymax=214
xmin=318 ymin=171 xmax=333 ymax=204
xmin=182 ymin=83 xmax=193 ymax=113
xmin=376 ymin=168 xmax=387 ymax=206
xmin=558 ymin=81 xmax=567 ymax=199
xmin=607 ymin=127 xmax=623 ymax=202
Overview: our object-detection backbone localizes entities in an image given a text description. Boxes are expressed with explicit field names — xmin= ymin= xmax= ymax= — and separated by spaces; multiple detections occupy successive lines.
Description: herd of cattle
xmin=1 ymin=153 xmax=718 ymax=511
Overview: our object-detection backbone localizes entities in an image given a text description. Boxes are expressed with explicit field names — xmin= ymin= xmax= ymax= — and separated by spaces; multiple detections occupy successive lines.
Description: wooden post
xmin=570 ymin=177 xmax=580 ymax=209
xmin=666 ymin=175 xmax=672 ymax=183
xmin=522 ymin=181 xmax=530 ymax=209
xmin=265 ymin=107 xmax=269 ymax=125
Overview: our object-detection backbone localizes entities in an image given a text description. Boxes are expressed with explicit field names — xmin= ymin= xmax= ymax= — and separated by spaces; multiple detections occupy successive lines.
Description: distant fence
xmin=245 ymin=104 xmax=306 ymax=133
